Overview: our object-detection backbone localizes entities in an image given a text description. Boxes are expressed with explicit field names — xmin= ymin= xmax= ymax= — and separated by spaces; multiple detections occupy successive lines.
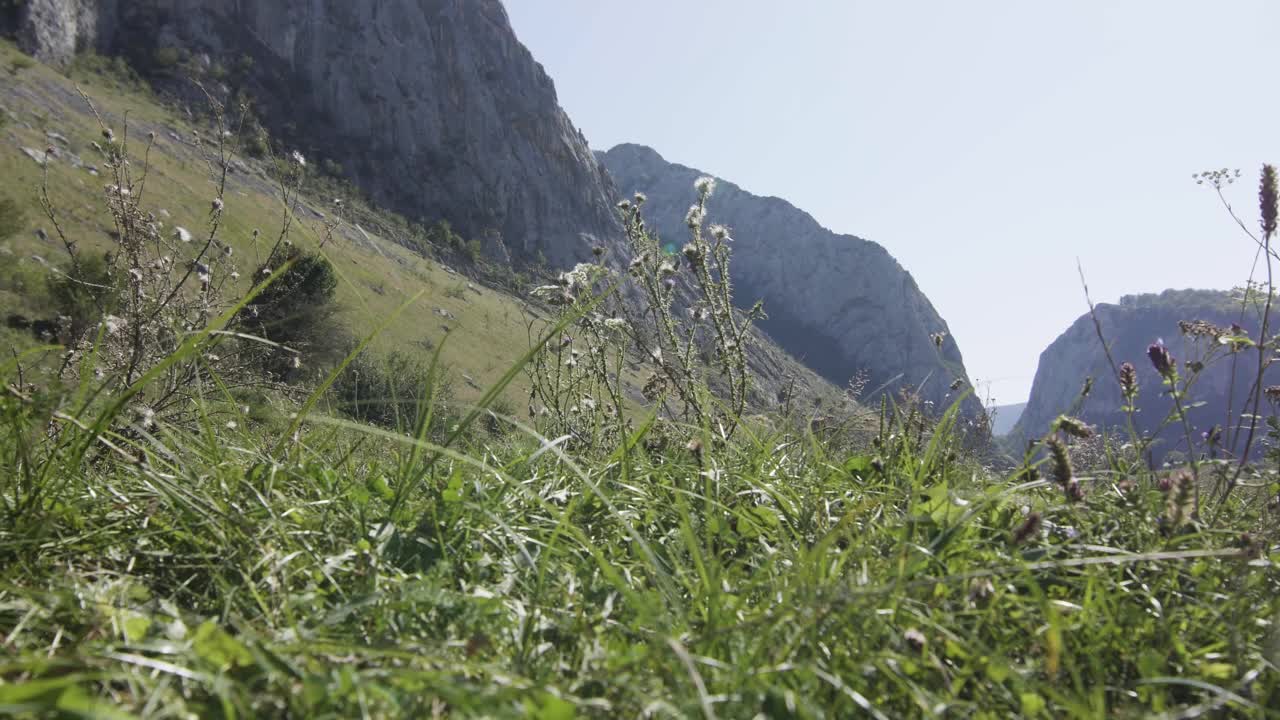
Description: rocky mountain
xmin=1009 ymin=289 xmax=1279 ymax=460
xmin=599 ymin=143 xmax=977 ymax=413
xmin=4 ymin=0 xmax=621 ymax=267
xmin=990 ymin=402 xmax=1027 ymax=437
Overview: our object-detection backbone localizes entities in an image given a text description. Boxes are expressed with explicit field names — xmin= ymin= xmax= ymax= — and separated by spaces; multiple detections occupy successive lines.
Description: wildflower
xmin=603 ymin=317 xmax=628 ymax=332
xmin=291 ymin=150 xmax=307 ymax=167
xmin=903 ymin=628 xmax=926 ymax=654
xmin=592 ymin=245 xmax=605 ymax=257
xmin=694 ymin=176 xmax=716 ymax=197
xmin=616 ymin=199 xmax=632 ymax=211
xmin=930 ymin=332 xmax=946 ymax=349
xmin=1147 ymin=342 xmax=1175 ymax=379
xmin=1178 ymin=319 xmax=1226 ymax=339
xmin=1119 ymin=362 xmax=1138 ymax=399
xmin=175 ymin=226 xmax=193 ymax=243
xmin=1012 ymin=510 xmax=1041 ymax=544
xmin=291 ymin=355 xmax=302 ymax=369
xmin=968 ymin=578 xmax=995 ymax=607
xmin=709 ymin=224 xmax=732 ymax=242
xmin=147 ymin=130 xmax=156 ymax=141
xmin=1261 ymin=164 xmax=1278 ymax=236
xmin=137 ymin=406 xmax=155 ymax=428
xmin=102 ymin=127 xmax=115 ymax=142
xmin=685 ymin=204 xmax=706 ymax=229
xmin=212 ymin=197 xmax=224 ymax=212
xmin=633 ymin=192 xmax=647 ymax=205
xmin=658 ymin=260 xmax=677 ymax=276
xmin=685 ymin=437 xmax=703 ymax=461
xmin=225 ymin=420 xmax=238 ymax=430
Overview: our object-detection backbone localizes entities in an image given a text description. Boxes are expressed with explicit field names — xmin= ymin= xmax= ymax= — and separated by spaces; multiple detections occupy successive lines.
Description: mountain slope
xmin=1009 ymin=289 xmax=1278 ymax=459
xmin=599 ymin=143 xmax=977 ymax=413
xmin=5 ymin=0 xmax=621 ymax=267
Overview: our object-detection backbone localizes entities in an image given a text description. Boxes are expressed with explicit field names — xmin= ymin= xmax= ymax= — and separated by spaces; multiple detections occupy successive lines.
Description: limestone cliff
xmin=599 ymin=143 xmax=977 ymax=413
xmin=5 ymin=0 xmax=621 ymax=267
xmin=1009 ymin=289 xmax=1279 ymax=460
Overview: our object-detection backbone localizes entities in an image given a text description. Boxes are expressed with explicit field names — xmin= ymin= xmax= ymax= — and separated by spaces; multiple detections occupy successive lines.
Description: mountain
xmin=1009 ymin=289 xmax=1279 ymax=460
xmin=990 ymin=402 xmax=1027 ymax=437
xmin=599 ymin=143 xmax=977 ymax=413
xmin=4 ymin=0 xmax=621 ymax=267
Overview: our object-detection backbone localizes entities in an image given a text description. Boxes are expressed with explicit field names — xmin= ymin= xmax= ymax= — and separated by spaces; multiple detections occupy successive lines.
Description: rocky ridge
xmin=599 ymin=143 xmax=977 ymax=413
xmin=1009 ymin=289 xmax=1279 ymax=460
xmin=5 ymin=0 xmax=621 ymax=267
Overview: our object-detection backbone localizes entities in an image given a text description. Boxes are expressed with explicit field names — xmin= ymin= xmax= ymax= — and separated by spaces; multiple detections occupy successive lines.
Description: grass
xmin=1 ymin=362 xmax=1277 ymax=717
xmin=0 ymin=40 xmax=1278 ymax=719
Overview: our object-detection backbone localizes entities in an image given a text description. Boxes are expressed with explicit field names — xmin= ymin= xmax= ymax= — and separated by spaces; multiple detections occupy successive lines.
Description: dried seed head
xmin=1053 ymin=415 xmax=1095 ymax=439
xmin=1046 ymin=437 xmax=1073 ymax=487
xmin=694 ymin=176 xmax=716 ymax=198
xmin=1261 ymin=164 xmax=1278 ymax=236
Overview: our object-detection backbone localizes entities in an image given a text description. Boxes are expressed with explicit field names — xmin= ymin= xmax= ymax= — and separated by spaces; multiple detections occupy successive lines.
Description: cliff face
xmin=599 ymin=143 xmax=977 ymax=412
xmin=6 ymin=0 xmax=621 ymax=267
xmin=1010 ymin=289 xmax=1278 ymax=459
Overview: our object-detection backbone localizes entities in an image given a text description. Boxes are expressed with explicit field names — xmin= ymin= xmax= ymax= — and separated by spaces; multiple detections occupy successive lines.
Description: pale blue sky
xmin=505 ymin=1 xmax=1280 ymax=405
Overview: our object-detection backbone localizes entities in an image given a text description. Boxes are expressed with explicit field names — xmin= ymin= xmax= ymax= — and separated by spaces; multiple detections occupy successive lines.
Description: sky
xmin=504 ymin=0 xmax=1280 ymax=406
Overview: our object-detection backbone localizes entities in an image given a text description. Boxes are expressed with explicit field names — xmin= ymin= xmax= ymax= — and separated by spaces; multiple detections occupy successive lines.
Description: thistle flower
xmin=291 ymin=150 xmax=307 ymax=167
xmin=930 ymin=332 xmax=947 ymax=349
xmin=1119 ymin=362 xmax=1138 ymax=399
xmin=174 ymin=226 xmax=193 ymax=243
xmin=682 ymin=242 xmax=705 ymax=267
xmin=211 ymin=197 xmax=224 ymax=213
xmin=616 ymin=199 xmax=632 ymax=211
xmin=102 ymin=127 xmax=115 ymax=142
xmin=1147 ymin=342 xmax=1175 ymax=379
xmin=709 ymin=224 xmax=732 ymax=242
xmin=633 ymin=191 xmax=647 ymax=205
xmin=1261 ymin=164 xmax=1277 ymax=236
xmin=694 ymin=176 xmax=716 ymax=197
xmin=685 ymin=204 xmax=706 ymax=229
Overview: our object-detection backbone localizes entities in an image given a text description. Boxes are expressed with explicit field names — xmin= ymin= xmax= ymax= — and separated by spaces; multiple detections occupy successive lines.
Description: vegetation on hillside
xmin=0 ymin=41 xmax=1278 ymax=719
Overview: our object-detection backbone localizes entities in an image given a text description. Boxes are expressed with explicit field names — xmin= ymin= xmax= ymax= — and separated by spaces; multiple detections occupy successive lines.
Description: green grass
xmin=1 ymin=352 xmax=1277 ymax=716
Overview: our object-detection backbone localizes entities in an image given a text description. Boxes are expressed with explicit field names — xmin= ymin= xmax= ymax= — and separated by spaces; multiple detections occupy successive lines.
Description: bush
xmin=239 ymin=247 xmax=341 ymax=378
xmin=332 ymin=349 xmax=457 ymax=434
xmin=46 ymin=251 xmax=117 ymax=340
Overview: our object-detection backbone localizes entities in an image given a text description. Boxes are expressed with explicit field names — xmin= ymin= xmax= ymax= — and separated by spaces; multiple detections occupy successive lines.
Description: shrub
xmin=332 ymin=349 xmax=457 ymax=434
xmin=239 ymin=247 xmax=341 ymax=378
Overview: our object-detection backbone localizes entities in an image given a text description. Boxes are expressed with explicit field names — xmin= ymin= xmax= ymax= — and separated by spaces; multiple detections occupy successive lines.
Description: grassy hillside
xmin=0 ymin=40 xmax=572 ymax=407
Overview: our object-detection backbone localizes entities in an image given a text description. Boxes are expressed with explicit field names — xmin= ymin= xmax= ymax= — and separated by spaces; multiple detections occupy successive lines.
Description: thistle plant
xmin=615 ymin=179 xmax=758 ymax=438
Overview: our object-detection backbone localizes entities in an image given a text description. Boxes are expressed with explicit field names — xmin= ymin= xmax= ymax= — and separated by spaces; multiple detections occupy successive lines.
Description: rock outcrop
xmin=1009 ymin=289 xmax=1278 ymax=460
xmin=4 ymin=0 xmax=621 ymax=267
xmin=599 ymin=143 xmax=977 ymax=412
